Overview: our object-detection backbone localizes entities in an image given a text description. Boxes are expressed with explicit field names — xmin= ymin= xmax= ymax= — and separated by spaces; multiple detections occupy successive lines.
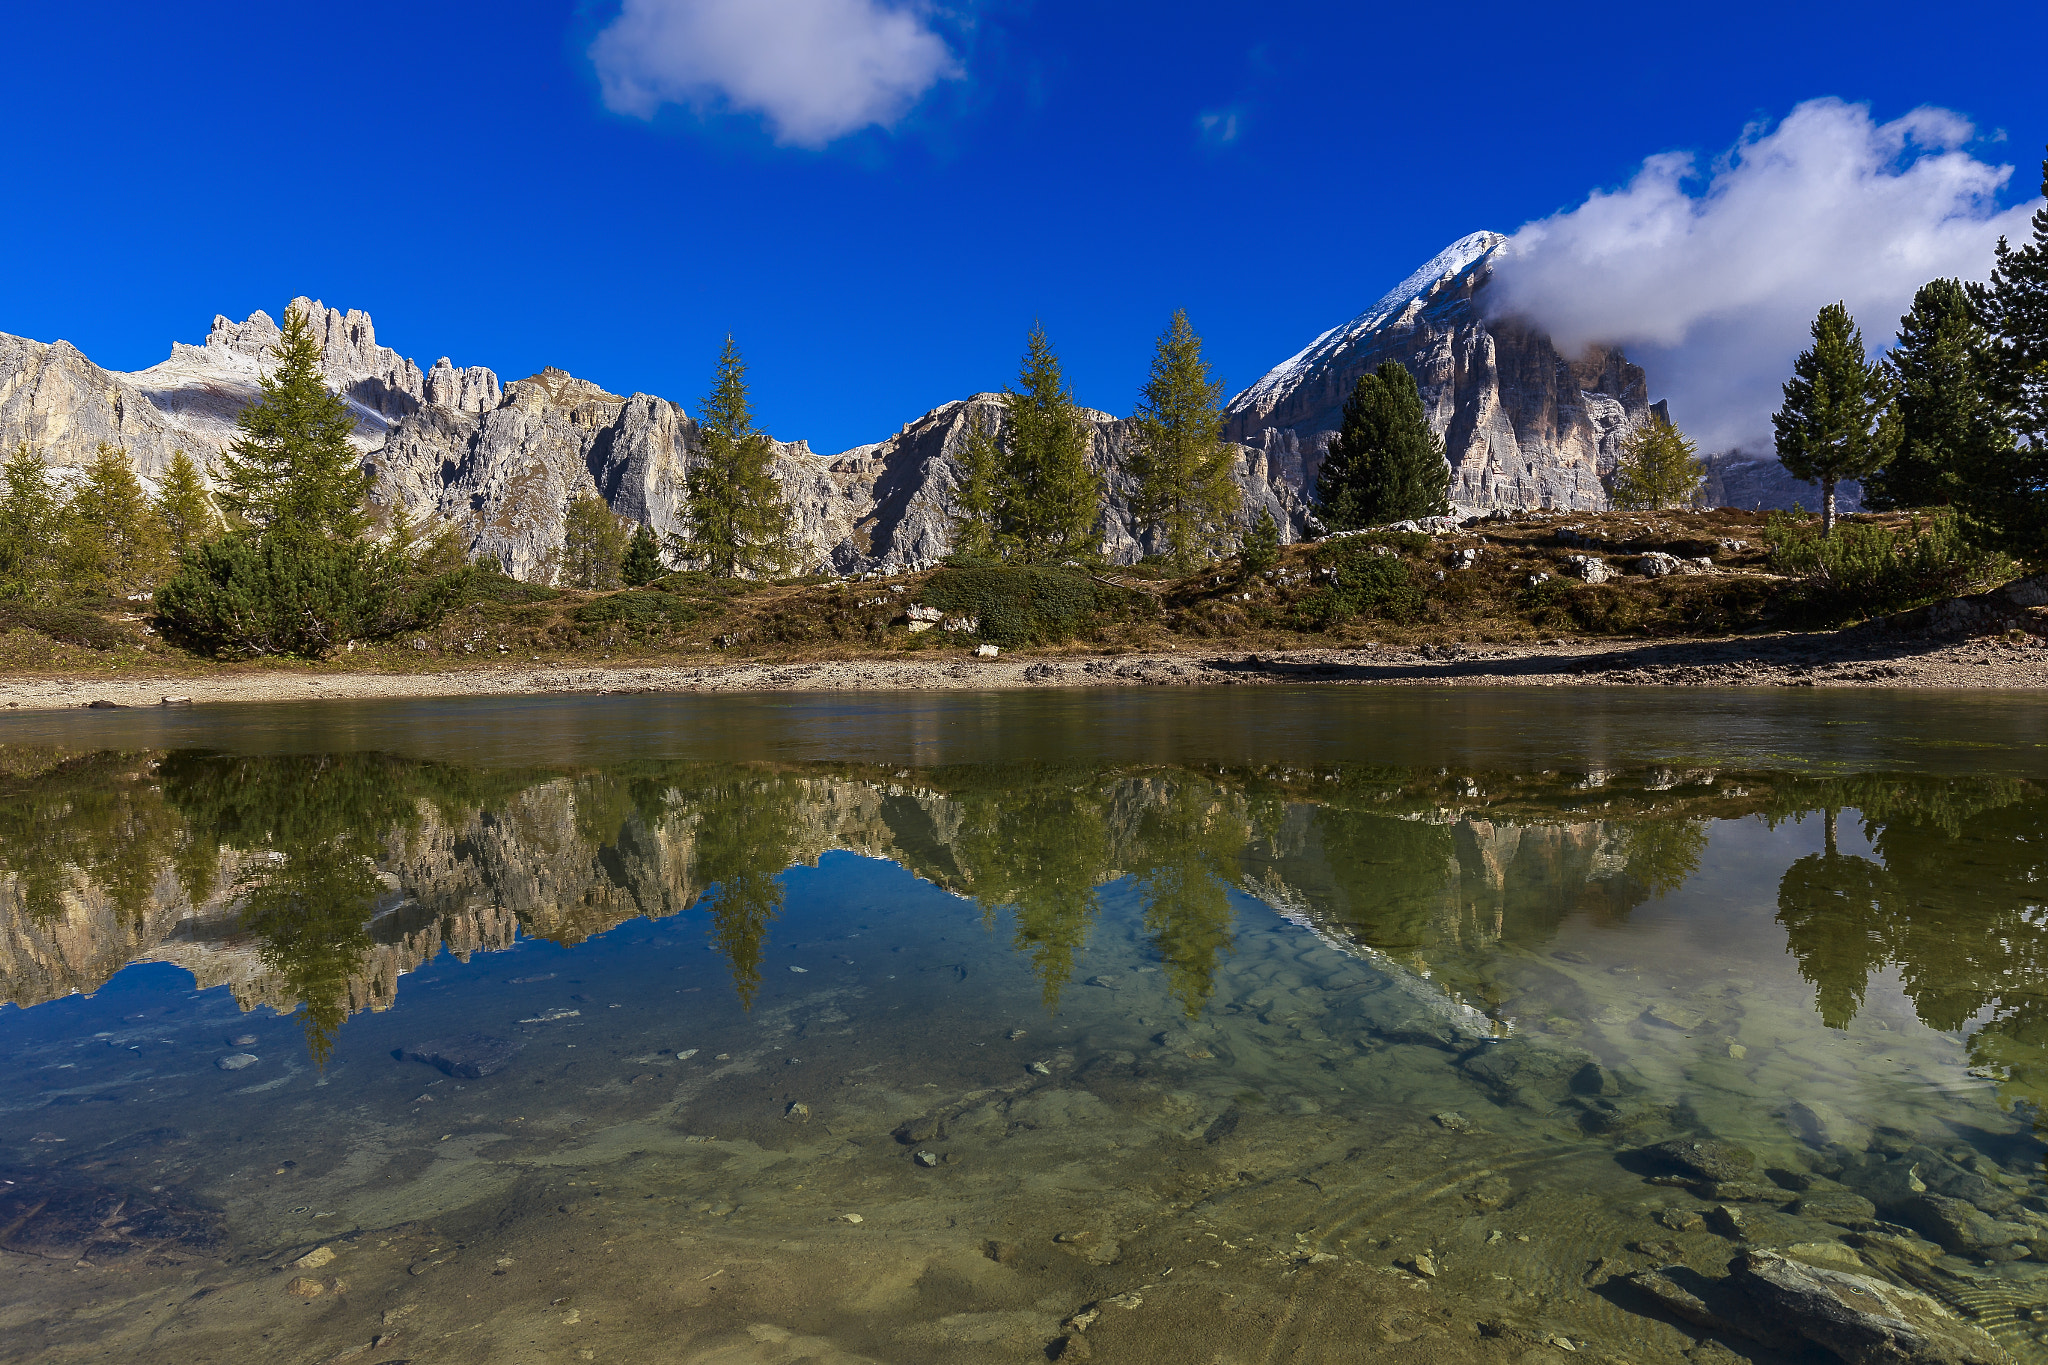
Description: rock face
xmin=1 ymin=239 xmax=1832 ymax=578
xmin=1224 ymin=231 xmax=1661 ymax=516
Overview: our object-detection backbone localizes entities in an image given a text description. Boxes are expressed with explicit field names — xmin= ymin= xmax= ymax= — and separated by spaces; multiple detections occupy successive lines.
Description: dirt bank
xmin=3 ymin=628 xmax=2045 ymax=712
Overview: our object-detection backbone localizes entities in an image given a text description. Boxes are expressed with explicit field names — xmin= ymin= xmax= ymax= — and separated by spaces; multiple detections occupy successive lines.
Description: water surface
xmin=2 ymin=689 xmax=2046 ymax=1364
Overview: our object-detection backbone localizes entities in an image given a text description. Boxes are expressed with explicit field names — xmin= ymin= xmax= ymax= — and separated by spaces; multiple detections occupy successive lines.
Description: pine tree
xmin=621 ymin=522 xmax=663 ymax=586
xmin=1608 ymin=416 xmax=1705 ymax=511
xmin=1964 ymin=148 xmax=2048 ymax=557
xmin=1864 ymin=280 xmax=1998 ymax=511
xmin=1773 ymin=303 xmax=1899 ymax=536
xmin=1131 ymin=309 xmax=1240 ymax=569
xmin=1239 ymin=506 xmax=1280 ymax=577
xmin=62 ymin=444 xmax=171 ymax=595
xmin=154 ymin=450 xmax=220 ymax=560
xmin=998 ymin=325 xmax=1102 ymax=563
xmin=562 ymin=493 xmax=629 ymax=590
xmin=677 ymin=337 xmax=793 ymax=579
xmin=0 ymin=443 xmax=63 ymax=601
xmin=216 ymin=303 xmax=369 ymax=539
xmin=947 ymin=415 xmax=1001 ymax=561
xmin=1314 ymin=361 xmax=1451 ymax=530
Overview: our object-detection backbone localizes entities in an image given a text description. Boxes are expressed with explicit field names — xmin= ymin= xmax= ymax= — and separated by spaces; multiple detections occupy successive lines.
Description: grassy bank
xmin=0 ymin=509 xmax=2023 ymax=681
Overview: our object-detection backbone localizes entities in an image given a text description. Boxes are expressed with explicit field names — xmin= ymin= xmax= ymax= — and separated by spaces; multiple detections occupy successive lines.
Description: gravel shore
xmin=3 ymin=628 xmax=2045 ymax=712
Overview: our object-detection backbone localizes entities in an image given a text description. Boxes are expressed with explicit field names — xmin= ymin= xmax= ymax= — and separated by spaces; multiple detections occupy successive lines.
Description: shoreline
xmin=2 ymin=630 xmax=2044 ymax=712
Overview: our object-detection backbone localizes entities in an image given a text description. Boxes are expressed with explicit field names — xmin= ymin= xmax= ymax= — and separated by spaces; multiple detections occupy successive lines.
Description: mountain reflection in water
xmin=4 ymin=747 xmax=2045 ymax=1120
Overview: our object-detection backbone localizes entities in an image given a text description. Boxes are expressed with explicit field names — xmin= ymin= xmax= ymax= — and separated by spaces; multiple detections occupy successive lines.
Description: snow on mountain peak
xmin=1229 ymin=230 xmax=1506 ymax=414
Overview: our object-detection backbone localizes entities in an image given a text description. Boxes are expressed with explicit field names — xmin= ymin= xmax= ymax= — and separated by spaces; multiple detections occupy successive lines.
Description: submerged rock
xmin=1642 ymin=1138 xmax=1757 ymax=1184
xmin=404 ymin=1033 xmax=523 ymax=1079
xmin=1731 ymin=1250 xmax=2013 ymax=1365
xmin=215 ymin=1053 xmax=258 ymax=1072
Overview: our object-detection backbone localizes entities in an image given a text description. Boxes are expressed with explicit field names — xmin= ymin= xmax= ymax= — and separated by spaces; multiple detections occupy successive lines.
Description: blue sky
xmin=2 ymin=1 xmax=2041 ymax=454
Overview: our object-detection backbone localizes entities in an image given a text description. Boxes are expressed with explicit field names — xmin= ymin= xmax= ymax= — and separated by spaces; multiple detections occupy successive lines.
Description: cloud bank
xmin=590 ymin=0 xmax=962 ymax=148
xmin=1487 ymin=99 xmax=2040 ymax=453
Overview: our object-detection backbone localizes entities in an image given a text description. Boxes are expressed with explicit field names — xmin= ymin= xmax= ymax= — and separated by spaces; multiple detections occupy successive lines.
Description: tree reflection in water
xmin=2 ymin=746 xmax=2044 ymax=1114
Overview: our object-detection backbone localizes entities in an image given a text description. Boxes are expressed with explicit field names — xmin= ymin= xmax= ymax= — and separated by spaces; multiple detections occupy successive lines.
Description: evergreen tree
xmin=1130 ymin=309 xmax=1240 ymax=569
xmin=1314 ymin=360 xmax=1451 ymax=530
xmin=947 ymin=417 xmax=1002 ymax=560
xmin=1608 ymin=415 xmax=1705 ymax=511
xmin=1865 ymin=280 xmax=1999 ymax=511
xmin=154 ymin=450 xmax=220 ymax=560
xmin=1239 ymin=506 xmax=1280 ymax=577
xmin=1965 ymin=149 xmax=2048 ymax=557
xmin=676 ymin=337 xmax=793 ymax=578
xmin=562 ymin=493 xmax=629 ymax=590
xmin=0 ymin=443 xmax=62 ymax=600
xmin=621 ymin=522 xmax=664 ymax=586
xmin=216 ymin=304 xmax=369 ymax=538
xmin=61 ymin=444 xmax=170 ymax=595
xmin=997 ymin=325 xmax=1102 ymax=563
xmin=1773 ymin=302 xmax=1899 ymax=536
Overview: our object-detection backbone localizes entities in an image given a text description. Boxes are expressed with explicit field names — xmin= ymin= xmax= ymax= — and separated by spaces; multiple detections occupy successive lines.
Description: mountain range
xmin=0 ymin=236 xmax=1839 ymax=579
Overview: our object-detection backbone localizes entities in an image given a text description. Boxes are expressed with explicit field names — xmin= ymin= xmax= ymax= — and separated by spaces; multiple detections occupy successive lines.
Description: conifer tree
xmin=998 ymin=325 xmax=1102 ymax=563
xmin=216 ymin=304 xmax=369 ymax=538
xmin=1773 ymin=303 xmax=1900 ymax=535
xmin=621 ymin=522 xmax=663 ymax=586
xmin=1239 ymin=506 xmax=1280 ymax=577
xmin=562 ymin=493 xmax=629 ymax=590
xmin=154 ymin=450 xmax=220 ymax=560
xmin=0 ymin=443 xmax=62 ymax=600
xmin=1131 ymin=310 xmax=1239 ymax=569
xmin=1608 ymin=416 xmax=1705 ymax=511
xmin=676 ymin=337 xmax=793 ymax=579
xmin=1866 ymin=279 xmax=1999 ymax=511
xmin=62 ymin=444 xmax=170 ymax=595
xmin=1314 ymin=361 xmax=1451 ymax=530
xmin=1965 ymin=148 xmax=2048 ymax=557
xmin=947 ymin=417 xmax=1001 ymax=561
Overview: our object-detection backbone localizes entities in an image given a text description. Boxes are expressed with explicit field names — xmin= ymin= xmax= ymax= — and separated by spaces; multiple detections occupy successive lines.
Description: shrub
xmin=572 ymin=590 xmax=709 ymax=637
xmin=155 ymin=531 xmax=388 ymax=658
xmin=0 ymin=604 xmax=127 ymax=650
xmin=1764 ymin=510 xmax=2012 ymax=621
xmin=1295 ymin=535 xmax=1426 ymax=628
xmin=921 ymin=565 xmax=1135 ymax=646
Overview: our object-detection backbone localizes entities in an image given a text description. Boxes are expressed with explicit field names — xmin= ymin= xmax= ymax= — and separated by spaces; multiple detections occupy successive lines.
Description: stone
xmin=1796 ymin=1192 xmax=1879 ymax=1226
xmin=1642 ymin=1138 xmax=1758 ymax=1184
xmin=1898 ymin=1193 xmax=2032 ymax=1255
xmin=216 ymin=1053 xmax=259 ymax=1072
xmin=286 ymin=1277 xmax=324 ymax=1298
xmin=228 ymin=1034 xmax=259 ymax=1047
xmin=1784 ymin=1241 xmax=1865 ymax=1271
xmin=1731 ymin=1249 xmax=2014 ymax=1365
xmin=1638 ymin=552 xmax=1686 ymax=578
xmin=913 ymin=1150 xmax=938 ymax=1168
xmin=1563 ymin=553 xmax=1612 ymax=584
xmin=290 ymin=1245 xmax=336 ymax=1270
xmin=975 ymin=643 xmax=1000 ymax=658
xmin=1623 ymin=1268 xmax=1728 ymax=1330
xmin=1658 ymin=1209 xmax=1706 ymax=1233
xmin=783 ymin=1102 xmax=811 ymax=1124
xmin=1709 ymin=1205 xmax=1748 ymax=1238
xmin=839 ymin=1213 xmax=863 ymax=1224
xmin=1434 ymin=1111 xmax=1472 ymax=1133
xmin=894 ymin=1115 xmax=945 ymax=1144
xmin=404 ymin=1034 xmax=523 ymax=1079
xmin=1400 ymin=1252 xmax=1439 ymax=1278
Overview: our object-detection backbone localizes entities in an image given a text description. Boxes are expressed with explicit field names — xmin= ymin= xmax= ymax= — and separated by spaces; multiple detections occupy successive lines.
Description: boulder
xmin=1731 ymin=1250 xmax=2013 ymax=1365
xmin=1640 ymin=1138 xmax=1758 ymax=1184
xmin=404 ymin=1033 xmax=522 ymax=1079
xmin=1562 ymin=553 xmax=1611 ymax=584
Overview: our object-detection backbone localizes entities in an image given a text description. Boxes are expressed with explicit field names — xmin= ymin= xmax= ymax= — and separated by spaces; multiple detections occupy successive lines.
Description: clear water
xmin=1 ymin=689 xmax=2046 ymax=1364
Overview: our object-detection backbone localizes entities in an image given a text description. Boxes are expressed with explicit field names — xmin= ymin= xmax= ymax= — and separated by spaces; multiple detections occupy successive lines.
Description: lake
xmin=2 ymin=689 xmax=2046 ymax=1364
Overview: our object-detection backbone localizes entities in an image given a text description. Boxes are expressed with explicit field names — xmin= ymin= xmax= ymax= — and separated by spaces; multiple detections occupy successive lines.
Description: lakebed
xmin=1 ymin=690 xmax=2046 ymax=1364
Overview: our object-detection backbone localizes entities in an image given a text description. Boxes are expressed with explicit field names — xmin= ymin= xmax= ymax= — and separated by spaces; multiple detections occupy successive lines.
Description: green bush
xmin=572 ymin=590 xmax=710 ymax=637
xmin=0 ymin=604 xmax=128 ymax=650
xmin=921 ymin=565 xmax=1135 ymax=646
xmin=155 ymin=531 xmax=388 ymax=658
xmin=1764 ymin=511 xmax=2012 ymax=622
xmin=1293 ymin=536 xmax=1426 ymax=628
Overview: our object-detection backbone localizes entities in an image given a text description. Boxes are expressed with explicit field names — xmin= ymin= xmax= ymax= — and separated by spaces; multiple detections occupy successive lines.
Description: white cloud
xmin=590 ymin=0 xmax=962 ymax=148
xmin=1198 ymin=109 xmax=1241 ymax=146
xmin=1486 ymin=99 xmax=2040 ymax=452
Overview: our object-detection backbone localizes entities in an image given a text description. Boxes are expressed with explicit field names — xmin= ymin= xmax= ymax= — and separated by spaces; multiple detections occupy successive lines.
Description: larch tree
xmin=62 ymin=444 xmax=171 ymax=595
xmin=1966 ymin=148 xmax=2048 ymax=557
xmin=997 ymin=325 xmax=1102 ymax=563
xmin=1864 ymin=279 xmax=1998 ymax=511
xmin=1130 ymin=309 xmax=1239 ymax=569
xmin=154 ymin=450 xmax=221 ymax=560
xmin=0 ymin=443 xmax=62 ymax=600
xmin=562 ymin=493 xmax=629 ymax=590
xmin=1608 ymin=416 xmax=1705 ymax=511
xmin=215 ymin=303 xmax=369 ymax=539
xmin=1773 ymin=302 xmax=1899 ymax=536
xmin=677 ymin=337 xmax=793 ymax=578
xmin=1314 ymin=361 xmax=1450 ymax=530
